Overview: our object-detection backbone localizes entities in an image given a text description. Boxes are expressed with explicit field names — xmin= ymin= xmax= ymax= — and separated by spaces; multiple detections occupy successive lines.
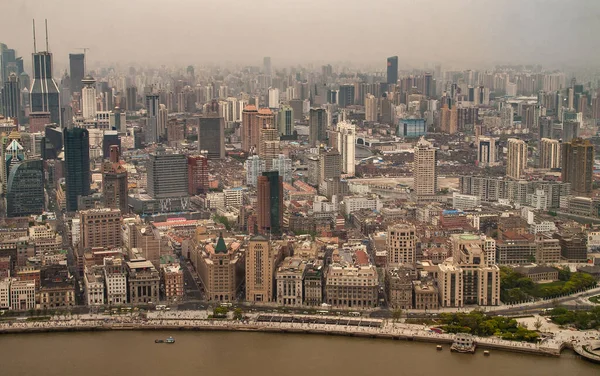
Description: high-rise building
xmin=387 ymin=223 xmax=416 ymax=266
xmin=477 ymin=136 xmax=497 ymax=167
xmin=271 ymin=154 xmax=292 ymax=183
xmin=245 ymin=155 xmax=266 ymax=187
xmin=365 ymin=94 xmax=378 ymax=122
xmin=320 ymin=149 xmax=341 ymax=183
xmin=440 ymin=104 xmax=458 ymax=134
xmin=187 ymin=154 xmax=209 ymax=195
xmin=387 ymin=56 xmax=398 ymax=85
xmin=336 ymin=121 xmax=355 ymax=176
xmin=64 ymin=127 xmax=90 ymax=212
xmin=30 ymin=51 xmax=61 ymax=125
xmin=506 ymin=138 xmax=527 ymax=180
xmin=246 ymin=235 xmax=282 ymax=303
xmin=126 ymin=86 xmax=137 ymax=111
xmin=81 ymin=75 xmax=96 ymax=119
xmin=196 ymin=234 xmax=242 ymax=303
xmin=198 ymin=115 xmax=225 ymax=159
xmin=562 ymin=138 xmax=594 ymax=195
xmin=146 ymin=148 xmax=188 ymax=199
xmin=69 ymin=53 xmax=85 ymax=94
xmin=6 ymin=159 xmax=44 ymax=217
xmin=1 ymin=45 xmax=17 ymax=85
xmin=338 ymin=85 xmax=355 ymax=108
xmin=263 ymin=57 xmax=272 ymax=76
xmin=1 ymin=73 xmax=20 ymax=121
xmin=309 ymin=108 xmax=327 ymax=146
xmin=278 ymin=105 xmax=293 ymax=136
xmin=102 ymin=145 xmax=128 ymax=213
xmin=80 ymin=208 xmax=122 ymax=249
xmin=413 ymin=136 xmax=437 ymax=199
xmin=242 ymin=105 xmax=258 ymax=152
xmin=257 ymin=171 xmax=283 ymax=236
xmin=268 ymin=87 xmax=279 ymax=108
xmin=144 ymin=93 xmax=159 ymax=144
xmin=539 ymin=138 xmax=561 ymax=169
xmin=158 ymin=104 xmax=168 ymax=139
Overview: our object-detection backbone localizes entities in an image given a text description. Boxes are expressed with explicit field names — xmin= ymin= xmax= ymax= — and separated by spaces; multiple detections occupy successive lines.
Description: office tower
xmin=242 ymin=105 xmax=258 ymax=152
xmin=64 ymin=127 xmax=91 ymax=212
xmin=336 ymin=121 xmax=355 ymax=176
xmin=1 ymin=46 xmax=17 ymax=84
xmin=109 ymin=107 xmax=126 ymax=132
xmin=146 ymin=147 xmax=188 ymax=199
xmin=268 ymin=88 xmax=279 ymax=108
xmin=1 ymin=73 xmax=20 ymax=121
xmin=257 ymin=171 xmax=283 ymax=236
xmin=69 ymin=53 xmax=85 ymax=94
xmin=80 ymin=208 xmax=122 ymax=249
xmin=365 ymin=94 xmax=377 ymax=122
xmin=440 ymin=104 xmax=458 ymax=134
xmin=259 ymin=128 xmax=279 ymax=170
xmin=398 ymin=118 xmax=427 ymax=138
xmin=309 ymin=108 xmax=327 ymax=146
xmin=263 ymin=57 xmax=272 ymax=76
xmin=278 ymin=105 xmax=293 ymax=136
xmin=196 ymin=234 xmax=240 ymax=303
xmin=387 ymin=56 xmax=398 ymax=85
xmin=539 ymin=116 xmax=553 ymax=139
xmin=477 ymin=136 xmax=497 ymax=167
xmin=144 ymin=93 xmax=159 ymax=143
xmin=81 ymin=75 xmax=96 ymax=119
xmin=473 ymin=86 xmax=490 ymax=105
xmin=102 ymin=130 xmax=120 ymax=159
xmin=2 ymin=135 xmax=25 ymax=194
xmin=245 ymin=155 xmax=266 ymax=187
xmin=158 ymin=104 xmax=168 ymax=138
xmin=387 ymin=223 xmax=416 ymax=265
xmin=539 ymin=138 xmax=561 ymax=169
xmin=424 ymin=72 xmax=433 ymax=97
xmin=6 ymin=159 xmax=44 ymax=217
xmin=338 ymin=85 xmax=355 ymax=108
xmin=126 ymin=86 xmax=137 ymax=111
xmin=30 ymin=51 xmax=61 ymax=125
xmin=562 ymin=138 xmax=594 ymax=195
xmin=320 ymin=149 xmax=341 ymax=183
xmin=246 ymin=235 xmax=280 ymax=303
xmin=198 ymin=115 xmax=225 ymax=159
xmin=506 ymin=138 xmax=528 ymax=180
xmin=500 ymin=105 xmax=513 ymax=128
xmin=413 ymin=136 xmax=437 ymax=199
xmin=187 ymin=154 xmax=209 ymax=195
xmin=102 ymin=145 xmax=128 ymax=213
xmin=271 ymin=154 xmax=292 ymax=183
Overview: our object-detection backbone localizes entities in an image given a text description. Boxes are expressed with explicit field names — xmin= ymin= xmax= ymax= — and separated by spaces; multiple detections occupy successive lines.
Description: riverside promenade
xmin=1 ymin=311 xmax=588 ymax=358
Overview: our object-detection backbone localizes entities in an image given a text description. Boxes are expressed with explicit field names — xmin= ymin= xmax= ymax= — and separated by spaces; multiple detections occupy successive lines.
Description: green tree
xmin=233 ymin=308 xmax=243 ymax=320
xmin=392 ymin=309 xmax=402 ymax=322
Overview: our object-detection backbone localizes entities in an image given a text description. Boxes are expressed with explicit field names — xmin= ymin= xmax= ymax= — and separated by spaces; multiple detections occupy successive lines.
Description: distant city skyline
xmin=1 ymin=0 xmax=600 ymax=72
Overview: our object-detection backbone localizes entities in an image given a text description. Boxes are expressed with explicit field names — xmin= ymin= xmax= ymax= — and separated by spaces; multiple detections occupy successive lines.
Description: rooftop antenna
xmin=45 ymin=19 xmax=49 ymax=52
xmin=32 ymin=19 xmax=37 ymax=53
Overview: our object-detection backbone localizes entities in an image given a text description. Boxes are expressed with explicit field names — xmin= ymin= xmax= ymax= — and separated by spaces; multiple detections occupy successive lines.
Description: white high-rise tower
xmin=81 ymin=75 xmax=96 ymax=119
xmin=336 ymin=121 xmax=355 ymax=176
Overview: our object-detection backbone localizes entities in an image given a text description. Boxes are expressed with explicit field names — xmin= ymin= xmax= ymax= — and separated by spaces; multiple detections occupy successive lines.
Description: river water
xmin=0 ymin=331 xmax=596 ymax=376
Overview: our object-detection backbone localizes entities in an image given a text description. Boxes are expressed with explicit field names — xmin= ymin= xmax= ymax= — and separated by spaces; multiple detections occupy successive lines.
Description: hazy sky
xmin=1 ymin=0 xmax=599 ymax=71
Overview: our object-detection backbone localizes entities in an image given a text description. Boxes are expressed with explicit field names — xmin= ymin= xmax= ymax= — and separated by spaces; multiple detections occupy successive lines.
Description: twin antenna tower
xmin=32 ymin=19 xmax=50 ymax=53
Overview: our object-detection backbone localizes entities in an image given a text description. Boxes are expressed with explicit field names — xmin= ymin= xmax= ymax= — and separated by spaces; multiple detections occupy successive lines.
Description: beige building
xmin=245 ymin=235 xmax=282 ymax=303
xmin=365 ymin=94 xmax=378 ymax=122
xmin=539 ymin=138 xmax=561 ymax=169
xmin=386 ymin=223 xmax=416 ymax=265
xmin=325 ymin=248 xmax=379 ymax=309
xmin=535 ymin=234 xmax=562 ymax=264
xmin=84 ymin=266 xmax=105 ymax=306
xmin=413 ymin=281 xmax=439 ymax=310
xmin=197 ymin=234 xmax=242 ymax=303
xmin=506 ymin=138 xmax=527 ymax=180
xmin=80 ymin=208 xmax=122 ymax=249
xmin=413 ymin=136 xmax=437 ymax=200
xmin=437 ymin=242 xmax=500 ymax=307
xmin=39 ymin=266 xmax=76 ymax=310
xmin=9 ymin=279 xmax=36 ymax=310
xmin=386 ymin=266 xmax=416 ymax=309
xmin=303 ymin=262 xmax=324 ymax=306
xmin=275 ymin=257 xmax=306 ymax=306
xmin=450 ymin=233 xmax=496 ymax=265
xmin=127 ymin=259 xmax=160 ymax=304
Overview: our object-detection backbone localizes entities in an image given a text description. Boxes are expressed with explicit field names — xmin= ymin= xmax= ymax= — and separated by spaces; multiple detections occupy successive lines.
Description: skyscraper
xmin=338 ymin=85 xmax=355 ymax=108
xmin=562 ymin=138 xmax=594 ymax=195
xmin=387 ymin=223 xmax=416 ymax=265
xmin=309 ymin=108 xmax=327 ymax=146
xmin=146 ymin=148 xmax=188 ymax=199
xmin=144 ymin=93 xmax=159 ymax=143
xmin=1 ymin=73 xmax=20 ymax=121
xmin=263 ymin=57 xmax=272 ymax=76
xmin=187 ymin=154 xmax=209 ymax=195
xmin=506 ymin=138 xmax=528 ymax=180
xmin=245 ymin=155 xmax=266 ymax=187
xmin=69 ymin=53 xmax=85 ymax=94
xmin=30 ymin=51 xmax=61 ymax=125
xmin=6 ymin=159 xmax=44 ymax=217
xmin=257 ymin=171 xmax=283 ymax=236
xmin=126 ymin=86 xmax=137 ymax=111
xmin=365 ymin=94 xmax=378 ymax=122
xmin=539 ymin=138 xmax=561 ymax=169
xmin=242 ymin=105 xmax=258 ymax=152
xmin=246 ymin=235 xmax=279 ymax=303
xmin=81 ymin=75 xmax=96 ymax=119
xmin=259 ymin=128 xmax=280 ymax=170
xmin=278 ymin=105 xmax=293 ymax=136
xmin=198 ymin=114 xmax=225 ymax=159
xmin=268 ymin=88 xmax=279 ymax=108
xmin=64 ymin=127 xmax=91 ymax=212
xmin=80 ymin=208 xmax=122 ymax=249
xmin=477 ymin=136 xmax=497 ymax=167
xmin=413 ymin=136 xmax=437 ymax=200
xmin=336 ymin=121 xmax=355 ymax=176
xmin=102 ymin=145 xmax=128 ymax=213
xmin=387 ymin=56 xmax=398 ymax=85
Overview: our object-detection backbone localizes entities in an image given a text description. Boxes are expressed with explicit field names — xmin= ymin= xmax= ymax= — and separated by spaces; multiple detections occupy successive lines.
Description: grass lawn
xmin=590 ymin=295 xmax=600 ymax=304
